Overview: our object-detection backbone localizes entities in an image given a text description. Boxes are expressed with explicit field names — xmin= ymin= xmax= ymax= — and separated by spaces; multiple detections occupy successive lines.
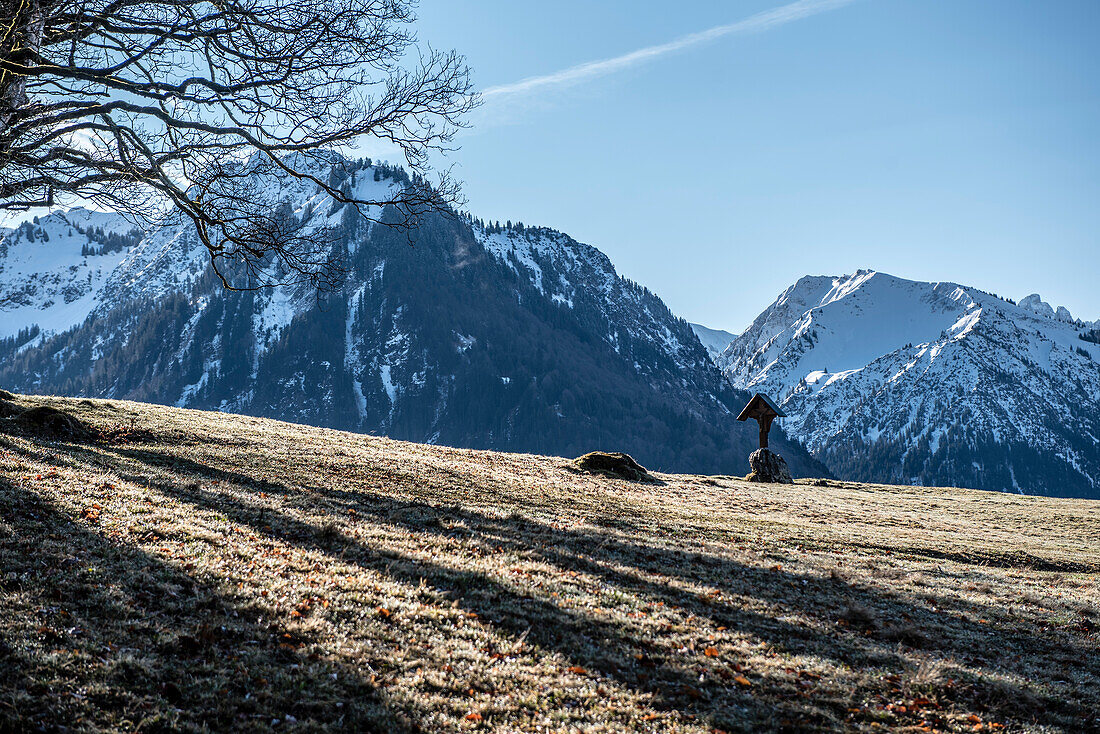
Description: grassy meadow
xmin=0 ymin=395 xmax=1097 ymax=732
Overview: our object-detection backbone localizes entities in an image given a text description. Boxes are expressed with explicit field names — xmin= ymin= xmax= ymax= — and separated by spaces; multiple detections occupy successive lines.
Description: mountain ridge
xmin=717 ymin=269 xmax=1100 ymax=498
xmin=0 ymin=156 xmax=821 ymax=477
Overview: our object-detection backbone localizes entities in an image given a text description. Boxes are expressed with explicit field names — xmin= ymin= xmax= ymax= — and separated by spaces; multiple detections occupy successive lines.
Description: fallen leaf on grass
xmin=703 ymin=646 xmax=719 ymax=657
xmin=566 ymin=666 xmax=588 ymax=675
xmin=464 ymin=712 xmax=482 ymax=722
xmin=734 ymin=675 xmax=752 ymax=687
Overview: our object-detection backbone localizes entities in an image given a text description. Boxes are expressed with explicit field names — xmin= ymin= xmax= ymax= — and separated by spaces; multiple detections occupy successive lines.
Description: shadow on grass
xmin=0 ymin=470 xmax=415 ymax=732
xmin=8 ymin=437 xmax=1100 ymax=732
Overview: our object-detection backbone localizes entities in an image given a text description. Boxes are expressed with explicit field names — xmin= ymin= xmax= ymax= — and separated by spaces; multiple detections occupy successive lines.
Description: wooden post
xmin=758 ymin=414 xmax=774 ymax=450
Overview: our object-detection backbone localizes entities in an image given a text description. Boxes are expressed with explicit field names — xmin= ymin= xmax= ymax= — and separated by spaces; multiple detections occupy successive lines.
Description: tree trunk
xmin=0 ymin=0 xmax=45 ymax=147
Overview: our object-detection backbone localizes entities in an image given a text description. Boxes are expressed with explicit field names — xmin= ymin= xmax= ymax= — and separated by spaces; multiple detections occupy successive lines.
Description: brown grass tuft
xmin=839 ymin=604 xmax=878 ymax=630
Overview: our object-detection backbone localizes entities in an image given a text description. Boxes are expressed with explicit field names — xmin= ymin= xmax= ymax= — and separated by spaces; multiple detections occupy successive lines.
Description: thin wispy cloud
xmin=482 ymin=0 xmax=860 ymax=103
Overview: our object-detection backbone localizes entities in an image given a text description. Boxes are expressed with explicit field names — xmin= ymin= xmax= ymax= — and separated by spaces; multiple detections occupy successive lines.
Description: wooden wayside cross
xmin=736 ymin=393 xmax=787 ymax=450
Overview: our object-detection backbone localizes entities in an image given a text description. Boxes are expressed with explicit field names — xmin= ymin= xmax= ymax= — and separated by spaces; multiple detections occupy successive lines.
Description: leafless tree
xmin=0 ymin=0 xmax=476 ymax=288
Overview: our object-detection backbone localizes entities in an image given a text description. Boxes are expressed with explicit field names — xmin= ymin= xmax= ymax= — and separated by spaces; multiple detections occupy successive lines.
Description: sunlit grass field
xmin=1 ymin=395 xmax=1097 ymax=732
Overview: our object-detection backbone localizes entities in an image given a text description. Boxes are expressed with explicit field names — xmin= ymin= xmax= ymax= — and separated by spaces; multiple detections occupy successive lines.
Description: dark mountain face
xmin=0 ymin=162 xmax=821 ymax=477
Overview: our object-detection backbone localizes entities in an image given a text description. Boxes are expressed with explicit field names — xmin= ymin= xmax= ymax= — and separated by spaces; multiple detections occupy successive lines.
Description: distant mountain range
xmin=690 ymin=323 xmax=739 ymax=361
xmin=0 ymin=156 xmax=820 ymax=477
xmin=4 ymin=159 xmax=1096 ymax=497
xmin=700 ymin=271 xmax=1100 ymax=499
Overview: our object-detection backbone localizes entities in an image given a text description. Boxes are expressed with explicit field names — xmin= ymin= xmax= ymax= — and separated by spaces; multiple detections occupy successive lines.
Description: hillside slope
xmin=718 ymin=270 xmax=1100 ymax=498
xmin=0 ymin=208 xmax=143 ymax=339
xmin=1 ymin=395 xmax=1097 ymax=732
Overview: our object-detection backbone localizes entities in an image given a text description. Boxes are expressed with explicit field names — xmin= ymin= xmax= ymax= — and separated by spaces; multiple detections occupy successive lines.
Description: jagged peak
xmin=1017 ymin=293 xmax=1085 ymax=324
xmin=718 ymin=267 xmax=1100 ymax=497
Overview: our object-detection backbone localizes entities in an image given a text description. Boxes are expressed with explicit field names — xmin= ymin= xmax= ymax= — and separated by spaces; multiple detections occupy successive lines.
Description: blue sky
xmin=405 ymin=0 xmax=1099 ymax=332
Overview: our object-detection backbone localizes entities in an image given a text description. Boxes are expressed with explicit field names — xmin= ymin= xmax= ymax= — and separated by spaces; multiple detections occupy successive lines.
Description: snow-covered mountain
xmin=690 ymin=323 xmax=738 ymax=360
xmin=0 ymin=156 xmax=821 ymax=476
xmin=0 ymin=208 xmax=144 ymax=339
xmin=717 ymin=270 xmax=1100 ymax=498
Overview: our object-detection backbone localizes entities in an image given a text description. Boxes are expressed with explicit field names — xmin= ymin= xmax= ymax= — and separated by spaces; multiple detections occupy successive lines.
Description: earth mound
xmin=572 ymin=451 xmax=653 ymax=482
xmin=4 ymin=405 xmax=97 ymax=441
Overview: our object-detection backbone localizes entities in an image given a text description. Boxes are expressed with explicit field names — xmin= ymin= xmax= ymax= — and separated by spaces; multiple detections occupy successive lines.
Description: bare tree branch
xmin=0 ymin=0 xmax=478 ymax=288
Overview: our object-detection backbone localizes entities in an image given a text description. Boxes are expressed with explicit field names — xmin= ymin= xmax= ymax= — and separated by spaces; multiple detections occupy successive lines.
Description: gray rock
xmin=746 ymin=449 xmax=793 ymax=484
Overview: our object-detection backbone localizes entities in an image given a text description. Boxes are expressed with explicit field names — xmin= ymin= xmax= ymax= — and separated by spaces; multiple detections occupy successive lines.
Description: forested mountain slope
xmin=0 ymin=157 xmax=819 ymax=476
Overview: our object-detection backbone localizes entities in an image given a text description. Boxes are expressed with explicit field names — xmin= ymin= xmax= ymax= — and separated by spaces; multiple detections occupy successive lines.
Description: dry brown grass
xmin=0 ymin=394 xmax=1097 ymax=733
